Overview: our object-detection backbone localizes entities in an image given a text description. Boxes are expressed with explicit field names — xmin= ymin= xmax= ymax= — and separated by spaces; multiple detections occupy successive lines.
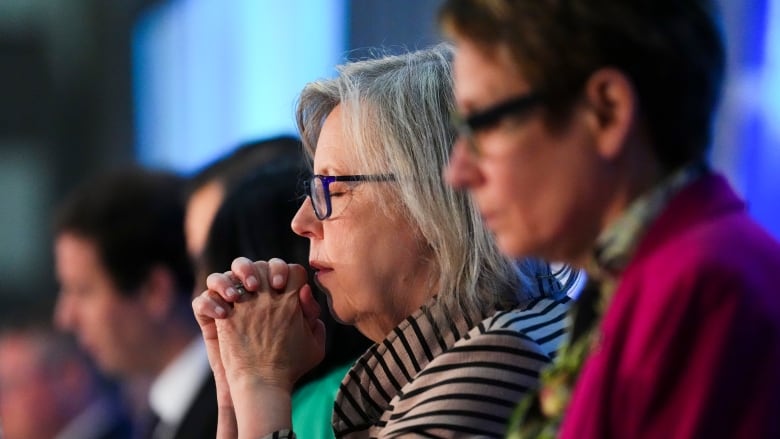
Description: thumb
xmin=311 ymin=319 xmax=326 ymax=360
xmin=299 ymin=284 xmax=321 ymax=325
xmin=299 ymin=284 xmax=326 ymax=364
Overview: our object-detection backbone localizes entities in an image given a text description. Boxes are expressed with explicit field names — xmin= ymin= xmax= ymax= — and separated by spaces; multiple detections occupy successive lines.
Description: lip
xmin=309 ymin=260 xmax=333 ymax=276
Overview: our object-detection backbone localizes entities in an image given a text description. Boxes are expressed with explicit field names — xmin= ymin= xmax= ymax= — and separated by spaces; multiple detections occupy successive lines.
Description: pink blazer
xmin=561 ymin=174 xmax=780 ymax=439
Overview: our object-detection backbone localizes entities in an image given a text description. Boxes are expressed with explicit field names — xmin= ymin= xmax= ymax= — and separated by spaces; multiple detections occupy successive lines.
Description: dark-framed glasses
xmin=304 ymin=174 xmax=396 ymax=220
xmin=452 ymin=92 xmax=544 ymax=156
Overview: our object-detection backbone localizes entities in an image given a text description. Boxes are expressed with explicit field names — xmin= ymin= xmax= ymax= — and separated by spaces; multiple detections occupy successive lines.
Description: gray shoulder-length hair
xmin=296 ymin=43 xmax=557 ymax=317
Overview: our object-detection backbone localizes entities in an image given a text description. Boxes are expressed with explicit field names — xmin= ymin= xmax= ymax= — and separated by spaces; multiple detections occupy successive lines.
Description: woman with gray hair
xmin=192 ymin=43 xmax=571 ymax=438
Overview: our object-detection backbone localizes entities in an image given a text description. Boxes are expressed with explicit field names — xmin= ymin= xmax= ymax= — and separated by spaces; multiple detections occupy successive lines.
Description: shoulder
xmin=382 ymin=308 xmax=556 ymax=438
xmin=628 ymin=202 xmax=780 ymax=303
xmin=475 ymin=299 xmax=570 ymax=357
xmin=636 ymin=173 xmax=780 ymax=276
xmin=407 ymin=307 xmax=557 ymax=396
xmin=611 ymin=201 xmax=780 ymax=345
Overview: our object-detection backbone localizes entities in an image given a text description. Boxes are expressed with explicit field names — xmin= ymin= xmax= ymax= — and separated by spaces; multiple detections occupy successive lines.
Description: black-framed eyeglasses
xmin=304 ymin=174 xmax=396 ymax=220
xmin=452 ymin=92 xmax=544 ymax=156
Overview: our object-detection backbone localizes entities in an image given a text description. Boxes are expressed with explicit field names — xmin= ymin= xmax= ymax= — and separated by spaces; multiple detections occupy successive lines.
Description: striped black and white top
xmin=332 ymin=295 xmax=570 ymax=438
xmin=263 ymin=295 xmax=570 ymax=439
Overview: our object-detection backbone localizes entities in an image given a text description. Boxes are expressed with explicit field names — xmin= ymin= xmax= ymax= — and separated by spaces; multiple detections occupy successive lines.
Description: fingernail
xmin=273 ymin=275 xmax=283 ymax=288
xmin=215 ymin=306 xmax=226 ymax=317
xmin=225 ymin=287 xmax=237 ymax=298
xmin=246 ymin=276 xmax=258 ymax=289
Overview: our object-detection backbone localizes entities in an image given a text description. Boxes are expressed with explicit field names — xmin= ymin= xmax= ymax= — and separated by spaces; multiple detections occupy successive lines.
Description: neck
xmin=150 ymin=314 xmax=199 ymax=377
xmin=569 ymin=142 xmax=664 ymax=268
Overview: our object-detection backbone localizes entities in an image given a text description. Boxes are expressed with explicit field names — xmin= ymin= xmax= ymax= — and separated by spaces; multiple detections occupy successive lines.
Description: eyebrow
xmin=314 ymin=163 xmax=352 ymax=176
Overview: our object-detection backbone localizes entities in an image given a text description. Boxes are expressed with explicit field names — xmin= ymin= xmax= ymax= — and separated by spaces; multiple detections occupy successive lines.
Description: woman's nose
xmin=291 ymin=198 xmax=321 ymax=239
xmin=444 ymin=137 xmax=482 ymax=189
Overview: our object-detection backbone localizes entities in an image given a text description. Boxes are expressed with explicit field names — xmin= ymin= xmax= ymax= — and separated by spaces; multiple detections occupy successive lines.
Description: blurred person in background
xmin=0 ymin=302 xmax=132 ymax=439
xmin=441 ymin=0 xmax=780 ymax=437
xmin=185 ymin=135 xmax=305 ymax=273
xmin=52 ymin=167 xmax=217 ymax=439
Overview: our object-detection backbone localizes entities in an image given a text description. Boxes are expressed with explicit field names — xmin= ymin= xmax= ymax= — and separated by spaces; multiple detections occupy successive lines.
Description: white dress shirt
xmin=148 ymin=337 xmax=211 ymax=439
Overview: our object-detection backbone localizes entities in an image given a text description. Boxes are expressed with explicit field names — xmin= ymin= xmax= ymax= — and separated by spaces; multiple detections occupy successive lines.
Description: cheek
xmin=327 ymin=229 xmax=403 ymax=306
xmin=478 ymin=162 xmax=560 ymax=256
xmin=487 ymin=165 xmax=525 ymax=201
xmin=87 ymin=298 xmax=115 ymax=327
xmin=329 ymin=254 xmax=377 ymax=312
xmin=89 ymin=299 xmax=134 ymax=342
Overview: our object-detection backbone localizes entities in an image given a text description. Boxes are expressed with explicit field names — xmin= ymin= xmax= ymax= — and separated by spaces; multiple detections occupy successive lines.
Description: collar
xmin=333 ymin=296 xmax=486 ymax=433
xmin=587 ymin=162 xmax=709 ymax=294
xmin=148 ymin=337 xmax=211 ymax=427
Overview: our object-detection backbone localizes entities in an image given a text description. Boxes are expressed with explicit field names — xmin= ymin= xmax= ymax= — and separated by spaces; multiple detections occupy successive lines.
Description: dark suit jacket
xmin=98 ymin=414 xmax=133 ymax=439
xmin=63 ymin=395 xmax=133 ymax=439
xmin=170 ymin=373 xmax=218 ymax=439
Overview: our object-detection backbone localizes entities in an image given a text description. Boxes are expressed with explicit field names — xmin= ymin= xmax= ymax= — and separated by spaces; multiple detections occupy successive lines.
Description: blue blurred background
xmin=0 ymin=0 xmax=777 ymax=311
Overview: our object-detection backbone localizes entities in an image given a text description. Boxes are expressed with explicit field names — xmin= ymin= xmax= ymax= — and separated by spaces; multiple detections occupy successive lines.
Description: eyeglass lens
xmin=310 ymin=177 xmax=327 ymax=219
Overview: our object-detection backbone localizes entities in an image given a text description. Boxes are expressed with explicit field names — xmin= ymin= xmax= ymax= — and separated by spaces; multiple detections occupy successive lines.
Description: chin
xmin=316 ymin=281 xmax=351 ymax=326
xmin=328 ymin=303 xmax=351 ymax=326
xmin=495 ymin=233 xmax=529 ymax=259
xmin=330 ymin=300 xmax=361 ymax=328
xmin=94 ymin=357 xmax=119 ymax=376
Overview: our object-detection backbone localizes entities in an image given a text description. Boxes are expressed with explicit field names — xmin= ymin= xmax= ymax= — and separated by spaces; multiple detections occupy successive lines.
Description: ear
xmin=140 ymin=265 xmax=176 ymax=321
xmin=581 ymin=68 xmax=639 ymax=161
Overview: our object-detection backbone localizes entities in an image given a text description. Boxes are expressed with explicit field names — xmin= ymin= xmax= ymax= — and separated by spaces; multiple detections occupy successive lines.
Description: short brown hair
xmin=53 ymin=167 xmax=194 ymax=298
xmin=440 ymin=0 xmax=725 ymax=170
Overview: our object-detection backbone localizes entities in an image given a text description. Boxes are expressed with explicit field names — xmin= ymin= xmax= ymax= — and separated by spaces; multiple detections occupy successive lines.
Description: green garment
xmin=291 ymin=361 xmax=353 ymax=439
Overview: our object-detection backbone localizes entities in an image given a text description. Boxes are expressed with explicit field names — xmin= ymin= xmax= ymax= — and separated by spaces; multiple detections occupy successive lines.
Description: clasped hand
xmin=192 ymin=257 xmax=326 ymax=404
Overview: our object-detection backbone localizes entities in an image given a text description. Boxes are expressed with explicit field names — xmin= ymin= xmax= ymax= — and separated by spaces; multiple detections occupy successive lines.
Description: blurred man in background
xmin=52 ymin=167 xmax=217 ymax=439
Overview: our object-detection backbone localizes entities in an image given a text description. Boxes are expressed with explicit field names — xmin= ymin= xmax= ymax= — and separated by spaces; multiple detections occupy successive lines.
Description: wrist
xmin=216 ymin=385 xmax=233 ymax=408
xmin=231 ymin=378 xmax=293 ymax=438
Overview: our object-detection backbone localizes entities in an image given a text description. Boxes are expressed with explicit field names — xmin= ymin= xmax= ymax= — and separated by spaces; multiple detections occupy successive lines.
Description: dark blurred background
xmin=0 ymin=0 xmax=777 ymax=317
